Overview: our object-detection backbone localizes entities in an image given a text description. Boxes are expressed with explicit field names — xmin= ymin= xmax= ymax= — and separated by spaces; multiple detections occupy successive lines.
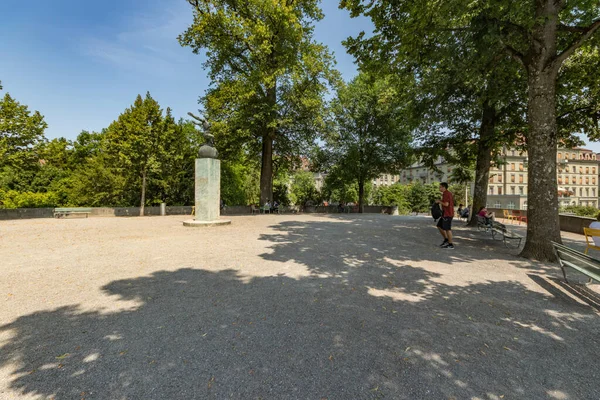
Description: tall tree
xmin=105 ymin=93 xmax=165 ymax=216
xmin=341 ymin=0 xmax=527 ymax=228
xmin=0 ymin=88 xmax=48 ymax=191
xmin=179 ymin=0 xmax=339 ymax=204
xmin=323 ymin=74 xmax=412 ymax=212
xmin=341 ymin=0 xmax=600 ymax=260
xmin=476 ymin=1 xmax=600 ymax=260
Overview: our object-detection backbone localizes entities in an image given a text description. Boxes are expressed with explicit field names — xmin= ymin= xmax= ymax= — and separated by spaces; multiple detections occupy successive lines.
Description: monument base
xmin=183 ymin=219 xmax=231 ymax=228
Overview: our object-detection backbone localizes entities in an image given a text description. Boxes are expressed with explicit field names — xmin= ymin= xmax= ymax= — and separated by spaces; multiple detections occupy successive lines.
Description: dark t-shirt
xmin=442 ymin=190 xmax=454 ymax=217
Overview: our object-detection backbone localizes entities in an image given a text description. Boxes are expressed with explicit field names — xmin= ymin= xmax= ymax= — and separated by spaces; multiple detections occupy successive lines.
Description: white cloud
xmin=81 ymin=2 xmax=195 ymax=75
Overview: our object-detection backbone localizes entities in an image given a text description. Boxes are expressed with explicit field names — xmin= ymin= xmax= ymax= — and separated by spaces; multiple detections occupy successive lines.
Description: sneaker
xmin=439 ymin=239 xmax=449 ymax=247
xmin=444 ymin=243 xmax=455 ymax=249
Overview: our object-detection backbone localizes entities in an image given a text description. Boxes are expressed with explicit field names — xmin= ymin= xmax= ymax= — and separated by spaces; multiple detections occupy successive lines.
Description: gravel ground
xmin=0 ymin=214 xmax=599 ymax=400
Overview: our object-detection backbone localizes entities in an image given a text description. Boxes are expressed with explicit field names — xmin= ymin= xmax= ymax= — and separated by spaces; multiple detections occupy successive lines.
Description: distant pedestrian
xmin=436 ymin=182 xmax=455 ymax=249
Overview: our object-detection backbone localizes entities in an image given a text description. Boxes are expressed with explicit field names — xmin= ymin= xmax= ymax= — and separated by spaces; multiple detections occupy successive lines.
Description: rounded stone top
xmin=198 ymin=144 xmax=219 ymax=159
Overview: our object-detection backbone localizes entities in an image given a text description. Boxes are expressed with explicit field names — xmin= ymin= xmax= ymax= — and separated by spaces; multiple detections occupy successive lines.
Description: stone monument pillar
xmin=183 ymin=118 xmax=231 ymax=228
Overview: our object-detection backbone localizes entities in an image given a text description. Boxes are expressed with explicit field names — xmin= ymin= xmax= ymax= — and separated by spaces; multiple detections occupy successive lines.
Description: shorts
xmin=437 ymin=216 xmax=453 ymax=231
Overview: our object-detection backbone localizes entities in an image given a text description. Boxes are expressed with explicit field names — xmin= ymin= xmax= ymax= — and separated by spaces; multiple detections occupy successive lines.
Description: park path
xmin=0 ymin=214 xmax=599 ymax=399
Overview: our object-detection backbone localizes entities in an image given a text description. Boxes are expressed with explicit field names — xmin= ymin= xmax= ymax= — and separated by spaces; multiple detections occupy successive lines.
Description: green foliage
xmin=321 ymin=73 xmax=412 ymax=209
xmin=221 ymin=160 xmax=260 ymax=206
xmin=0 ymin=190 xmax=59 ymax=208
xmin=179 ymin=0 xmax=339 ymax=203
xmin=449 ymin=183 xmax=473 ymax=208
xmin=372 ymin=184 xmax=411 ymax=213
xmin=561 ymin=205 xmax=600 ymax=218
xmin=0 ymin=88 xmax=48 ymax=192
xmin=289 ymin=171 xmax=318 ymax=206
xmin=322 ymin=172 xmax=359 ymax=204
xmin=406 ymin=183 xmax=430 ymax=213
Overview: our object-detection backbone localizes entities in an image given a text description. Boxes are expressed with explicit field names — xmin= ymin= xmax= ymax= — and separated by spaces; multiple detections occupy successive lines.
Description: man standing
xmin=436 ymin=182 xmax=455 ymax=249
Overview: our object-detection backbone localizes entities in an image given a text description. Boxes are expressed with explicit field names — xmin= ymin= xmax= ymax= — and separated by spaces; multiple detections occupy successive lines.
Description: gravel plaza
xmin=1 ymin=214 xmax=599 ymax=399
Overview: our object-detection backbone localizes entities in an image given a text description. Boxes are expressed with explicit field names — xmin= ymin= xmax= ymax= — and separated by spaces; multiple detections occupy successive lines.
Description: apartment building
xmin=380 ymin=147 xmax=600 ymax=210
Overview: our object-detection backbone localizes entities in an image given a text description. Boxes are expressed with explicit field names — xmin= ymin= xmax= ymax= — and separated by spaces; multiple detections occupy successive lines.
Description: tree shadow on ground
xmin=259 ymin=215 xmax=560 ymax=277
xmin=1 ymin=216 xmax=600 ymax=399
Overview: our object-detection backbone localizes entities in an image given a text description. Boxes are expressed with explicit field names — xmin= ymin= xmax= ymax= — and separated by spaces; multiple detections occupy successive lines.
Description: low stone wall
xmin=559 ymin=214 xmax=595 ymax=235
xmin=0 ymin=204 xmax=400 ymax=220
xmin=301 ymin=205 xmax=391 ymax=214
xmin=0 ymin=208 xmax=54 ymax=220
xmin=488 ymin=207 xmax=596 ymax=235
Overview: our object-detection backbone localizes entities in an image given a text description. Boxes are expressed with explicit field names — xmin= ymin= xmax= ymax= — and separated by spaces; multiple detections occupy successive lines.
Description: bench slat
xmin=551 ymin=241 xmax=600 ymax=283
xmin=560 ymin=260 xmax=600 ymax=282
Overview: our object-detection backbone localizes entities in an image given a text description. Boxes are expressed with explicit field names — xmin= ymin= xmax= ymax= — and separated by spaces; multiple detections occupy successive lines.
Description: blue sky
xmin=1 ymin=0 xmax=599 ymax=152
xmin=0 ymin=0 xmax=370 ymax=140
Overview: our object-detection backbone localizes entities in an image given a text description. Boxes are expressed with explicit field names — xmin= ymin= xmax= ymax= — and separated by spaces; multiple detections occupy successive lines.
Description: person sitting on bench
xmin=478 ymin=206 xmax=495 ymax=224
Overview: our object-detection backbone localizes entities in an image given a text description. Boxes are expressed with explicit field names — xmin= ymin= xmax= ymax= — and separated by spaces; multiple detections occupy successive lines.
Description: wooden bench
xmin=552 ymin=241 xmax=600 ymax=283
xmin=490 ymin=221 xmax=523 ymax=248
xmin=54 ymin=207 xmax=92 ymax=219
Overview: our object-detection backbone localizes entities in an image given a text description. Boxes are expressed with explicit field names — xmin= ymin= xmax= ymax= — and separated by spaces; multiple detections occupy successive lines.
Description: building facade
xmin=375 ymin=147 xmax=600 ymax=210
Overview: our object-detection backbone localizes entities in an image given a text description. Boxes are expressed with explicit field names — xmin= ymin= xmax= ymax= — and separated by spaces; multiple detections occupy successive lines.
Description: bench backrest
xmin=551 ymin=241 xmax=600 ymax=271
xmin=476 ymin=215 xmax=487 ymax=224
xmin=54 ymin=207 xmax=93 ymax=212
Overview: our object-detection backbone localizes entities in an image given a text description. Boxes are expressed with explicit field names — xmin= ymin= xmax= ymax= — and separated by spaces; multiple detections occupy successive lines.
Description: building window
xmin=519 ymin=186 xmax=524 ymax=195
xmin=511 ymin=163 xmax=515 ymax=171
xmin=494 ymin=201 xmax=502 ymax=208
xmin=489 ymin=186 xmax=494 ymax=195
xmin=573 ymin=153 xmax=576 ymax=159
xmin=586 ymin=167 xmax=590 ymax=174
xmin=572 ymin=166 xmax=576 ymax=173
xmin=580 ymin=188 xmax=583 ymax=196
xmin=498 ymin=187 xmax=503 ymax=195
xmin=507 ymin=201 xmax=516 ymax=210
xmin=586 ymin=188 xmax=590 ymax=197
xmin=593 ymin=188 xmax=597 ymax=197
xmin=580 ymin=177 xmax=583 ymax=184
xmin=558 ymin=177 xmax=563 ymax=184
xmin=558 ymin=153 xmax=562 ymax=159
xmin=519 ymin=163 xmax=524 ymax=171
xmin=523 ymin=201 xmax=528 ymax=209
xmin=498 ymin=175 xmax=502 ymax=183
xmin=511 ymin=174 xmax=515 ymax=183
xmin=586 ymin=177 xmax=590 ymax=185
xmin=593 ymin=167 xmax=597 ymax=174
xmin=580 ymin=167 xmax=583 ymax=173
xmin=565 ymin=153 xmax=569 ymax=160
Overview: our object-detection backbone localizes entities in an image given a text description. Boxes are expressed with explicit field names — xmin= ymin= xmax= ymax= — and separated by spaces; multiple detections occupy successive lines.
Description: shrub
xmin=0 ymin=190 xmax=59 ymax=209
xmin=561 ymin=205 xmax=599 ymax=218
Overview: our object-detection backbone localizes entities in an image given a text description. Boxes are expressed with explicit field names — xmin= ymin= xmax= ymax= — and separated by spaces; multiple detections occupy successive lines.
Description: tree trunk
xmin=520 ymin=1 xmax=561 ymax=261
xmin=260 ymin=84 xmax=276 ymax=205
xmin=467 ymin=102 xmax=496 ymax=227
xmin=358 ymin=178 xmax=365 ymax=214
xmin=260 ymin=135 xmax=274 ymax=205
xmin=140 ymin=168 xmax=147 ymax=217
xmin=520 ymin=69 xmax=561 ymax=261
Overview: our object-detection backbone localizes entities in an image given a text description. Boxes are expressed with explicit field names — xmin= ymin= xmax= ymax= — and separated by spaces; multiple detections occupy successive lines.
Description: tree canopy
xmin=319 ymin=73 xmax=413 ymax=212
xmin=179 ymin=0 xmax=339 ymax=204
